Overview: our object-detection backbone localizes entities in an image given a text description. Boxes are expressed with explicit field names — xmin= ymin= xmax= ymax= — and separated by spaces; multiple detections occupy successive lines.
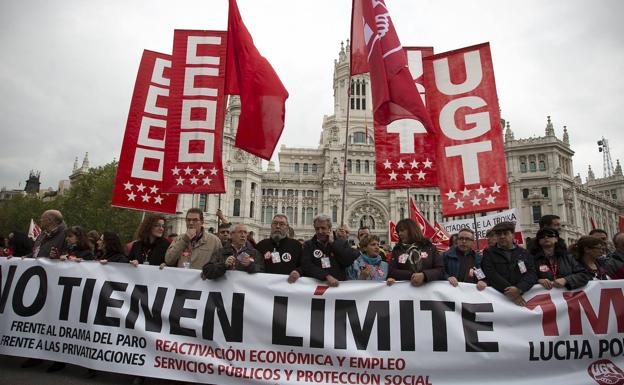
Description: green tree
xmin=57 ymin=161 xmax=142 ymax=242
xmin=0 ymin=161 xmax=142 ymax=242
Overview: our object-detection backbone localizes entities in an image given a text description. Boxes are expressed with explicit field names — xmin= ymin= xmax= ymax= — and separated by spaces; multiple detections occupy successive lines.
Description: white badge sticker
xmin=313 ymin=249 xmax=324 ymax=259
xmin=271 ymin=252 xmax=281 ymax=264
xmin=281 ymin=252 xmax=292 ymax=262
xmin=518 ymin=260 xmax=527 ymax=274
xmin=321 ymin=257 xmax=331 ymax=269
xmin=398 ymin=253 xmax=408 ymax=264
xmin=264 ymin=251 xmax=272 ymax=260
xmin=474 ymin=268 xmax=486 ymax=280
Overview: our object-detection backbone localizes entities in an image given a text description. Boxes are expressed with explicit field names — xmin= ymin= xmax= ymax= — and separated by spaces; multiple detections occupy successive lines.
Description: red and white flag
xmin=424 ymin=43 xmax=509 ymax=217
xmin=388 ymin=220 xmax=399 ymax=243
xmin=163 ymin=30 xmax=227 ymax=194
xmin=374 ymin=47 xmax=437 ymax=189
xmin=28 ymin=219 xmax=41 ymax=240
xmin=409 ymin=197 xmax=436 ymax=238
xmin=351 ymin=0 xmax=434 ymax=131
xmin=590 ymin=217 xmax=597 ymax=230
xmin=112 ymin=50 xmax=178 ymax=213
xmin=225 ymin=0 xmax=289 ymax=160
xmin=432 ymin=220 xmax=451 ymax=252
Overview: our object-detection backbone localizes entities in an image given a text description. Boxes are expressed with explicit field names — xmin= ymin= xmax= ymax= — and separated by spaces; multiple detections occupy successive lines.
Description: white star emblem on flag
xmin=203 ymin=177 xmax=212 ymax=185
xmin=461 ymin=187 xmax=471 ymax=197
xmin=149 ymin=185 xmax=158 ymax=194
xmin=183 ymin=166 xmax=193 ymax=175
xmin=141 ymin=194 xmax=150 ymax=203
xmin=383 ymin=160 xmax=392 ymax=169
xmin=470 ymin=197 xmax=481 ymax=206
xmin=490 ymin=182 xmax=501 ymax=193
xmin=454 ymin=200 xmax=465 ymax=209
xmin=136 ymin=183 xmax=146 ymax=192
xmin=127 ymin=192 xmax=136 ymax=201
xmin=154 ymin=195 xmax=164 ymax=204
xmin=476 ymin=185 xmax=487 ymax=195
xmin=423 ymin=158 xmax=432 ymax=168
xmin=389 ymin=171 xmax=398 ymax=180
xmin=210 ymin=167 xmax=218 ymax=176
xmin=123 ymin=181 xmax=133 ymax=191
xmin=485 ymin=195 xmax=496 ymax=204
xmin=445 ymin=190 xmax=456 ymax=200
xmin=171 ymin=166 xmax=180 ymax=175
xmin=197 ymin=167 xmax=206 ymax=176
xmin=417 ymin=171 xmax=426 ymax=180
xmin=176 ymin=176 xmax=185 ymax=186
xmin=396 ymin=160 xmax=405 ymax=169
xmin=403 ymin=171 xmax=413 ymax=180
xmin=189 ymin=176 xmax=199 ymax=185
xmin=410 ymin=160 xmax=419 ymax=169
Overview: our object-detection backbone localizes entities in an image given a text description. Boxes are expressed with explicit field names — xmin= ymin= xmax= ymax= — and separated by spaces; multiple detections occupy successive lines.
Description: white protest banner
xmin=441 ymin=208 xmax=524 ymax=248
xmin=1 ymin=258 xmax=623 ymax=385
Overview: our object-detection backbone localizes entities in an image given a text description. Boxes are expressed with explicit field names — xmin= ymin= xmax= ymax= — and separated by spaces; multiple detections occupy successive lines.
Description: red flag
xmin=619 ymin=215 xmax=624 ymax=233
xmin=388 ymin=220 xmax=399 ymax=243
xmin=28 ymin=219 xmax=41 ymax=240
xmin=409 ymin=197 xmax=436 ymax=238
xmin=374 ymin=47 xmax=437 ymax=190
xmin=163 ymin=30 xmax=227 ymax=194
xmin=112 ymin=50 xmax=178 ymax=213
xmin=424 ymin=43 xmax=509 ymax=217
xmin=350 ymin=0 xmax=433 ymax=131
xmin=590 ymin=217 xmax=597 ymax=230
xmin=432 ymin=220 xmax=451 ymax=249
xmin=226 ymin=0 xmax=289 ymax=160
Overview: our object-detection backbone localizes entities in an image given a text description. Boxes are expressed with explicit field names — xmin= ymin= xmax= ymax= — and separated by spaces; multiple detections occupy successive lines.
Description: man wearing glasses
xmin=165 ymin=208 xmax=222 ymax=275
xmin=256 ymin=214 xmax=303 ymax=283
xmin=482 ymin=221 xmax=536 ymax=306
xmin=442 ymin=228 xmax=487 ymax=290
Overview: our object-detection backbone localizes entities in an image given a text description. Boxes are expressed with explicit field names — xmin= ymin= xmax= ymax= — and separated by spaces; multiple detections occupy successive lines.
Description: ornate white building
xmin=169 ymin=42 xmax=623 ymax=245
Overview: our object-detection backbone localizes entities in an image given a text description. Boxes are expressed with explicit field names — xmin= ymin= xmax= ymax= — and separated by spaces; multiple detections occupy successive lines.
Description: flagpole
xmin=406 ymin=188 xmax=411 ymax=218
xmin=340 ymin=78 xmax=353 ymax=226
xmin=473 ymin=213 xmax=480 ymax=251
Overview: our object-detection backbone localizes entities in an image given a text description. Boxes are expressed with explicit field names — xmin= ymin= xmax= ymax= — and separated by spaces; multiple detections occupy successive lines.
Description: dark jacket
xmin=389 ymin=240 xmax=444 ymax=282
xmin=583 ymin=256 xmax=624 ymax=280
xmin=482 ymin=244 xmax=536 ymax=293
xmin=256 ymin=237 xmax=302 ymax=275
xmin=301 ymin=236 xmax=358 ymax=281
xmin=609 ymin=250 xmax=624 ymax=264
xmin=128 ymin=237 xmax=170 ymax=266
xmin=442 ymin=246 xmax=482 ymax=283
xmin=531 ymin=248 xmax=591 ymax=289
xmin=29 ymin=222 xmax=67 ymax=259
xmin=102 ymin=251 xmax=128 ymax=263
xmin=63 ymin=244 xmax=94 ymax=260
xmin=202 ymin=241 xmax=262 ymax=279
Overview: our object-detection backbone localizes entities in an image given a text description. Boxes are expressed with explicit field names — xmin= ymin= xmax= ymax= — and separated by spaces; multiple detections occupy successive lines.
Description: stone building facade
xmin=168 ymin=42 xmax=623 ymax=245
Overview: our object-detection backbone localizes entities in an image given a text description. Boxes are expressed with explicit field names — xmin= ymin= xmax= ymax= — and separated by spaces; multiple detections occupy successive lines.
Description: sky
xmin=1 ymin=0 xmax=622 ymax=190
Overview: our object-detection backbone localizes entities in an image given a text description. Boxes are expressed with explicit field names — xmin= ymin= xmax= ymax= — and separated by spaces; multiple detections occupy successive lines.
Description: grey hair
xmin=272 ymin=214 xmax=289 ymax=225
xmin=313 ymin=214 xmax=332 ymax=228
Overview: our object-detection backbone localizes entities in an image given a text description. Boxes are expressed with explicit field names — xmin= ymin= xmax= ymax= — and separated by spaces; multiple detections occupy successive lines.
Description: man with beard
xmin=256 ymin=214 xmax=302 ymax=283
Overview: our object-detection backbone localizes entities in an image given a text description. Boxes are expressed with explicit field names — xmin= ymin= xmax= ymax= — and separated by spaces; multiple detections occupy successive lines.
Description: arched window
xmin=332 ymin=205 xmax=338 ymax=223
xmin=294 ymin=163 xmax=300 ymax=173
xmin=233 ymin=198 xmax=241 ymax=217
xmin=312 ymin=163 xmax=317 ymax=173
xmin=234 ymin=180 xmax=242 ymax=189
xmin=355 ymin=160 xmax=361 ymax=173
xmin=249 ymin=201 xmax=255 ymax=218
xmin=303 ymin=163 xmax=309 ymax=173
xmin=353 ymin=132 xmax=366 ymax=144
xmin=347 ymin=159 xmax=352 ymax=172
xmin=522 ymin=188 xmax=529 ymax=198
xmin=364 ymin=160 xmax=370 ymax=173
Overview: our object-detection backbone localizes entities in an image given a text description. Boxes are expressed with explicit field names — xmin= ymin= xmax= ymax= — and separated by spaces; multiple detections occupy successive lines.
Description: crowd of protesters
xmin=2 ymin=209 xmax=624 ymax=383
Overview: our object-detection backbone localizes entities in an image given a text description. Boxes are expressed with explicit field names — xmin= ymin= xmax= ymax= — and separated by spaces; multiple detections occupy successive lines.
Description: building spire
xmin=615 ymin=159 xmax=623 ymax=176
xmin=587 ymin=165 xmax=595 ymax=181
xmin=81 ymin=152 xmax=90 ymax=171
xmin=545 ymin=115 xmax=555 ymax=136
xmin=504 ymin=121 xmax=514 ymax=142
xmin=562 ymin=125 xmax=569 ymax=144
xmin=72 ymin=156 xmax=79 ymax=172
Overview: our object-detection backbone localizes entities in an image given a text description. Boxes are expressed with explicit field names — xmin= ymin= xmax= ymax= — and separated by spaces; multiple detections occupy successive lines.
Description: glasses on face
xmin=272 ymin=221 xmax=288 ymax=227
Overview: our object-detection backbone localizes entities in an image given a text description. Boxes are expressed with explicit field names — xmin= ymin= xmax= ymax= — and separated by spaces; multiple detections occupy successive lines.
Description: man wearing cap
xmin=203 ymin=223 xmax=262 ymax=278
xmin=482 ymin=221 xmax=536 ymax=306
